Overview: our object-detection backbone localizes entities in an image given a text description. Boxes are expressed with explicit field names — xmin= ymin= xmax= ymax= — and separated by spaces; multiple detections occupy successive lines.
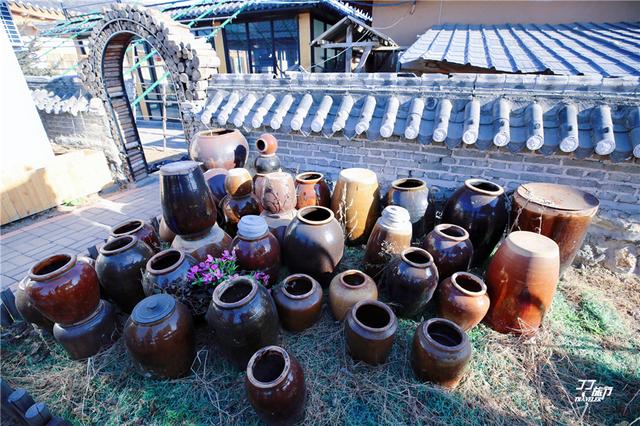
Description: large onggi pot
xmin=385 ymin=178 xmax=432 ymax=238
xmin=189 ymin=128 xmax=249 ymax=170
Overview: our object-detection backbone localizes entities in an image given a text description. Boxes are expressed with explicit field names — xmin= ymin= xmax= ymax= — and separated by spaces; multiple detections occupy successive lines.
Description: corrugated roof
xmin=399 ymin=22 xmax=640 ymax=77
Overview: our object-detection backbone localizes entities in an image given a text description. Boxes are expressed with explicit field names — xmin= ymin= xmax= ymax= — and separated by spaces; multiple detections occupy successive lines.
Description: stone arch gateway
xmin=80 ymin=4 xmax=219 ymax=181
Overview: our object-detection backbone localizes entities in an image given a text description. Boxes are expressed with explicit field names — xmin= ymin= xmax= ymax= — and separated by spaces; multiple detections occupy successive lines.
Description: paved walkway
xmin=0 ymin=175 xmax=161 ymax=292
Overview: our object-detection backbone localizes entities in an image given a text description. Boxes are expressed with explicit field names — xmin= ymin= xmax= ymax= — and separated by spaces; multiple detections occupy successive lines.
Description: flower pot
xmin=438 ymin=272 xmax=489 ymax=331
xmin=160 ymin=161 xmax=217 ymax=238
xmin=485 ymin=231 xmax=560 ymax=335
xmin=272 ymin=274 xmax=323 ymax=332
xmin=295 ymin=172 xmax=331 ymax=209
xmin=206 ymin=276 xmax=279 ymax=369
xmin=254 ymin=154 xmax=281 ymax=174
xmin=510 ymin=182 xmax=599 ymax=272
xmin=95 ymin=236 xmax=154 ymax=313
xmin=384 ymin=247 xmax=438 ymax=318
xmin=231 ymin=216 xmax=281 ymax=287
xmin=27 ymin=254 xmax=100 ymax=326
xmin=345 ymin=300 xmax=397 ymax=365
xmin=256 ymin=133 xmax=279 ymax=155
xmin=189 ymin=128 xmax=249 ymax=170
xmin=364 ymin=205 xmax=412 ymax=278
xmin=109 ymin=219 xmax=161 ymax=253
xmin=385 ymin=178 xmax=431 ymax=238
xmin=171 ymin=224 xmax=232 ymax=262
xmin=421 ymin=224 xmax=473 ymax=281
xmin=442 ymin=179 xmax=507 ymax=267
xmin=124 ymin=294 xmax=195 ymax=379
xmin=411 ymin=318 xmax=472 ymax=389
xmin=15 ymin=276 xmax=54 ymax=333
xmin=53 ymin=299 xmax=118 ymax=360
xmin=203 ymin=168 xmax=229 ymax=204
xmin=331 ymin=168 xmax=380 ymax=246
xmin=158 ymin=216 xmax=176 ymax=244
xmin=261 ymin=172 xmax=296 ymax=214
xmin=283 ymin=206 xmax=344 ymax=286
xmin=245 ymin=346 xmax=306 ymax=425
xmin=329 ymin=270 xmax=378 ymax=321
xmin=261 ymin=210 xmax=297 ymax=246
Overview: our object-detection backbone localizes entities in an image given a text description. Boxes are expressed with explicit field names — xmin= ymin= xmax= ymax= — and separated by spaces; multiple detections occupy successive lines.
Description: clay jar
xmin=53 ymin=300 xmax=119 ymax=360
xmin=385 ymin=247 xmax=439 ymax=318
xmin=27 ymin=254 xmax=100 ymax=326
xmin=485 ymin=231 xmax=560 ymax=335
xmin=295 ymin=172 xmax=331 ymax=209
xmin=438 ymin=272 xmax=490 ymax=331
xmin=331 ymin=168 xmax=380 ymax=246
xmin=221 ymin=168 xmax=262 ymax=236
xmin=203 ymin=168 xmax=229 ymax=205
xmin=421 ymin=224 xmax=473 ymax=281
xmin=245 ymin=346 xmax=306 ymax=425
xmin=160 ymin=161 xmax=217 ymax=238
xmin=109 ymin=219 xmax=161 ymax=253
xmin=15 ymin=276 xmax=54 ymax=333
xmin=441 ymin=178 xmax=507 ymax=267
xmin=261 ymin=172 xmax=296 ymax=214
xmin=125 ymin=294 xmax=195 ymax=378
xmin=256 ymin=133 xmax=278 ymax=155
xmin=272 ymin=274 xmax=323 ymax=332
xmin=158 ymin=216 xmax=176 ymax=244
xmin=95 ymin=235 xmax=154 ymax=313
xmin=510 ymin=182 xmax=599 ymax=272
xmin=189 ymin=128 xmax=249 ymax=170
xmin=345 ymin=300 xmax=397 ymax=365
xmin=329 ymin=270 xmax=378 ymax=321
xmin=386 ymin=178 xmax=431 ymax=238
xmin=261 ymin=210 xmax=297 ymax=246
xmin=283 ymin=206 xmax=344 ymax=286
xmin=364 ymin=205 xmax=412 ymax=278
xmin=172 ymin=224 xmax=232 ymax=262
xmin=206 ymin=276 xmax=279 ymax=369
xmin=411 ymin=318 xmax=472 ymax=389
xmin=254 ymin=134 xmax=281 ymax=175
xmin=231 ymin=216 xmax=281 ymax=287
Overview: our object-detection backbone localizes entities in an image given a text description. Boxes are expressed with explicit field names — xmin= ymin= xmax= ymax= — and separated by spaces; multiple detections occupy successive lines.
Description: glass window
xmin=273 ymin=18 xmax=299 ymax=73
xmin=225 ymin=22 xmax=250 ymax=73
xmin=248 ymin=21 xmax=274 ymax=74
xmin=311 ymin=18 xmax=342 ymax=73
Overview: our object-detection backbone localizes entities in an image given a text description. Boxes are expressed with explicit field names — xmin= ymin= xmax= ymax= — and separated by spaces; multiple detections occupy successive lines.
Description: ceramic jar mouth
xmin=99 ymin=235 xmax=138 ymax=256
xmin=282 ymin=274 xmax=318 ymax=299
xmin=146 ymin=249 xmax=185 ymax=275
xmin=255 ymin=134 xmax=277 ymax=154
xmin=297 ymin=206 xmax=334 ymax=225
xmin=246 ymin=345 xmax=290 ymax=388
xmin=29 ymin=253 xmax=77 ymax=282
xmin=159 ymin=160 xmax=202 ymax=176
xmin=351 ymin=300 xmax=396 ymax=333
xmin=391 ymin=178 xmax=426 ymax=191
xmin=296 ymin=172 xmax=324 ymax=184
xmin=505 ymin=231 xmax=560 ymax=259
xmin=450 ymin=272 xmax=487 ymax=297
xmin=400 ymin=247 xmax=434 ymax=269
xmin=464 ymin=178 xmax=504 ymax=196
xmin=433 ymin=224 xmax=469 ymax=242
xmin=423 ymin=318 xmax=468 ymax=352
xmin=198 ymin=128 xmax=236 ymax=138
xmin=339 ymin=270 xmax=368 ymax=289
xmin=213 ymin=276 xmax=258 ymax=309
xmin=110 ymin=219 xmax=144 ymax=237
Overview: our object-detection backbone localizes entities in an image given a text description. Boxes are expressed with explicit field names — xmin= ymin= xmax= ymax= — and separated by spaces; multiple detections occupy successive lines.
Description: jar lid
xmin=131 ymin=294 xmax=176 ymax=324
xmin=159 ymin=160 xmax=201 ymax=176
xmin=516 ymin=183 xmax=599 ymax=211
xmin=238 ymin=215 xmax=268 ymax=239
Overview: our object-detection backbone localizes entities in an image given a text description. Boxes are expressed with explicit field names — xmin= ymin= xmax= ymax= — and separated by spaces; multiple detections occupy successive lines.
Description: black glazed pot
xmin=385 ymin=178 xmax=431 ymax=238
xmin=254 ymin=154 xmax=281 ymax=174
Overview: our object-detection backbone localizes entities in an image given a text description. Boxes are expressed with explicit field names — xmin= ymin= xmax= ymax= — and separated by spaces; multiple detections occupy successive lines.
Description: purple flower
xmin=206 ymin=254 xmax=214 ymax=262
xmin=199 ymin=262 xmax=207 ymax=269
xmin=189 ymin=265 xmax=200 ymax=274
xmin=210 ymin=263 xmax=219 ymax=270
xmin=213 ymin=269 xmax=223 ymax=280
xmin=202 ymin=273 xmax=213 ymax=283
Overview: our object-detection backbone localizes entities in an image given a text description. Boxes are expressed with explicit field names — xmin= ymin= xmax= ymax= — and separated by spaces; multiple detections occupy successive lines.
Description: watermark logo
xmin=574 ymin=379 xmax=613 ymax=404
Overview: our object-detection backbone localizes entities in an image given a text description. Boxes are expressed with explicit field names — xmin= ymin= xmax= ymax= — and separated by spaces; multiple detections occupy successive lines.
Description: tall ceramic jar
xmin=411 ymin=318 xmax=472 ymax=389
xmin=485 ymin=231 xmax=560 ymax=335
xmin=385 ymin=178 xmax=431 ymax=238
xmin=345 ymin=300 xmax=397 ymax=365
xmin=27 ymin=254 xmax=100 ymax=326
xmin=231 ymin=216 xmax=281 ymax=288
xmin=221 ymin=168 xmax=262 ymax=236
xmin=109 ymin=219 xmax=161 ymax=253
xmin=510 ymin=183 xmax=599 ymax=272
xmin=441 ymin=178 xmax=507 ymax=266
xmin=189 ymin=128 xmax=249 ymax=170
xmin=331 ymin=168 xmax=380 ymax=246
xmin=329 ymin=270 xmax=378 ymax=321
xmin=245 ymin=346 xmax=306 ymax=425
xmin=295 ymin=172 xmax=331 ymax=209
xmin=283 ymin=206 xmax=344 ymax=286
xmin=421 ymin=224 xmax=473 ymax=281
xmin=272 ymin=274 xmax=323 ymax=332
xmin=160 ymin=161 xmax=217 ymax=238
xmin=124 ymin=294 xmax=196 ymax=379
xmin=438 ymin=272 xmax=490 ymax=331
xmin=363 ymin=206 xmax=412 ymax=278
xmin=171 ymin=224 xmax=232 ymax=262
xmin=206 ymin=276 xmax=279 ymax=369
xmin=95 ymin=235 xmax=154 ymax=313
xmin=260 ymin=172 xmax=297 ymax=245
xmin=15 ymin=276 xmax=54 ymax=333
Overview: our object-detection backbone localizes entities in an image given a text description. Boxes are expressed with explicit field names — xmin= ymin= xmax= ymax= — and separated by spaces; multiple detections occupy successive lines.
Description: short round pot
xmin=329 ymin=270 xmax=378 ymax=321
xmin=255 ymin=133 xmax=279 ymax=156
xmin=15 ymin=276 xmax=54 ymax=333
xmin=438 ymin=272 xmax=490 ymax=331
xmin=171 ymin=224 xmax=232 ymax=262
xmin=231 ymin=215 xmax=281 ymax=287
xmin=109 ymin=219 xmax=161 ymax=253
xmin=189 ymin=128 xmax=249 ymax=170
xmin=421 ymin=224 xmax=473 ymax=281
xmin=345 ymin=300 xmax=397 ymax=365
xmin=254 ymin=154 xmax=281 ymax=174
xmin=295 ymin=172 xmax=331 ymax=209
xmin=273 ymin=274 xmax=323 ymax=332
xmin=385 ymin=178 xmax=431 ymax=238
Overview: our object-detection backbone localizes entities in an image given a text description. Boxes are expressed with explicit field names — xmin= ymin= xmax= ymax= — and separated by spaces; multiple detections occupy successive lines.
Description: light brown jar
xmin=364 ymin=205 xmax=412 ymax=278
xmin=438 ymin=272 xmax=490 ymax=331
xmin=328 ymin=270 xmax=378 ymax=321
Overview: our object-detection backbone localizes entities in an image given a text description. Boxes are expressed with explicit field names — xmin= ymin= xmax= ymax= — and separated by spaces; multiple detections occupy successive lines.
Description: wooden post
xmin=298 ymin=12 xmax=312 ymax=71
xmin=212 ymin=20 xmax=228 ymax=73
xmin=345 ymin=24 xmax=352 ymax=73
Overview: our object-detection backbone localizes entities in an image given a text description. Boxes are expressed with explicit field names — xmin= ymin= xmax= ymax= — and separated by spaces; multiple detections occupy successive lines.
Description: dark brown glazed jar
xmin=345 ymin=300 xmax=397 ymax=365
xmin=385 ymin=178 xmax=431 ymax=238
xmin=109 ymin=219 xmax=161 ymax=253
xmin=441 ymin=178 xmax=507 ymax=267
xmin=124 ymin=294 xmax=195 ymax=379
xmin=95 ymin=236 xmax=154 ymax=313
xmin=411 ymin=318 xmax=472 ymax=389
xmin=189 ymin=128 xmax=249 ymax=170
xmin=295 ymin=172 xmax=331 ymax=209
xmin=27 ymin=254 xmax=100 ymax=326
xmin=160 ymin=160 xmax=217 ymax=238
xmin=256 ymin=133 xmax=279 ymax=156
xmin=421 ymin=224 xmax=473 ymax=281
xmin=53 ymin=299 xmax=119 ymax=360
xmin=384 ymin=247 xmax=439 ymax=318
xmin=245 ymin=346 xmax=306 ymax=425
xmin=222 ymin=168 xmax=262 ymax=236
xmin=329 ymin=270 xmax=378 ymax=321
xmin=273 ymin=274 xmax=323 ymax=332
xmin=438 ymin=272 xmax=490 ymax=331
xmin=203 ymin=168 xmax=229 ymax=204
xmin=254 ymin=154 xmax=281 ymax=174
xmin=206 ymin=276 xmax=280 ymax=369
xmin=283 ymin=206 xmax=344 ymax=286
xmin=231 ymin=216 xmax=281 ymax=287
xmin=261 ymin=172 xmax=297 ymax=215
xmin=15 ymin=276 xmax=54 ymax=333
